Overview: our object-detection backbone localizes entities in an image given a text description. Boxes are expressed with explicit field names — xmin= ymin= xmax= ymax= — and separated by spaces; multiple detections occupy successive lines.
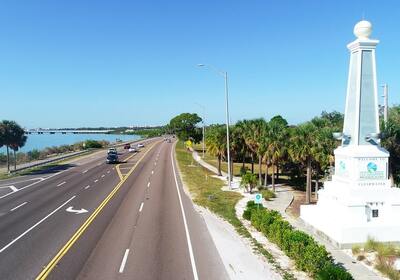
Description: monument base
xmin=300 ymin=145 xmax=400 ymax=248
xmin=301 ymin=203 xmax=400 ymax=248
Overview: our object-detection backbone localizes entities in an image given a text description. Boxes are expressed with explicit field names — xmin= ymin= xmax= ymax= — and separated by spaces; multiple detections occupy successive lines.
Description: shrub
xmin=351 ymin=244 xmax=361 ymax=255
xmin=84 ymin=140 xmax=103 ymax=149
xmin=260 ymin=189 xmax=276 ymax=201
xmin=315 ymin=263 xmax=354 ymax=280
xmin=244 ymin=201 xmax=353 ymax=279
xmin=365 ymin=237 xmax=380 ymax=252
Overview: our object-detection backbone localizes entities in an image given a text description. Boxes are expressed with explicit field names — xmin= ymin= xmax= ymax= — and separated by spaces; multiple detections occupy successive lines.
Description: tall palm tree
xmin=234 ymin=120 xmax=250 ymax=171
xmin=289 ymin=122 xmax=316 ymax=204
xmin=1 ymin=120 xmax=27 ymax=173
xmin=265 ymin=116 xmax=289 ymax=191
xmin=205 ymin=125 xmax=226 ymax=176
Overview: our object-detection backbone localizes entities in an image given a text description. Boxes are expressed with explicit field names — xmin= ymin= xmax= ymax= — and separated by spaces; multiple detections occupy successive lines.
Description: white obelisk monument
xmin=301 ymin=20 xmax=400 ymax=248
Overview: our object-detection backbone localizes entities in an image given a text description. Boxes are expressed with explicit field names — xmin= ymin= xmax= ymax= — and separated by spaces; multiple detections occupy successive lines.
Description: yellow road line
xmin=115 ymin=163 xmax=124 ymax=181
xmin=116 ymin=151 xmax=145 ymax=181
xmin=36 ymin=141 xmax=160 ymax=280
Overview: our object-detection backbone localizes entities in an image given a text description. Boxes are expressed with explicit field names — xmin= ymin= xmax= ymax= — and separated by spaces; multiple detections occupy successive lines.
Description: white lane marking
xmin=101 ymin=175 xmax=105 ymax=178
xmin=94 ymin=180 xmax=98 ymax=183
xmin=10 ymin=202 xmax=28 ymax=212
xmin=170 ymin=143 xmax=199 ymax=280
xmin=147 ymin=182 xmax=150 ymax=188
xmin=57 ymin=181 xmax=66 ymax=187
xmin=0 ymin=177 xmax=43 ymax=187
xmin=151 ymin=170 xmax=154 ymax=175
xmin=0 ymin=185 xmax=18 ymax=192
xmin=119 ymin=249 xmax=130 ymax=273
xmin=139 ymin=202 xmax=144 ymax=212
xmin=85 ymin=185 xmax=91 ymax=190
xmin=66 ymin=206 xmax=88 ymax=214
xmin=0 ymin=196 xmax=76 ymax=253
xmin=82 ymin=170 xmax=88 ymax=174
xmin=107 ymin=171 xmax=110 ymax=174
xmin=0 ymin=168 xmax=69 ymax=200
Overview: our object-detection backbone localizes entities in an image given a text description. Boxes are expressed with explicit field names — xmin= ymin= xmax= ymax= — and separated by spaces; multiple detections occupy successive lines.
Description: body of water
xmin=0 ymin=133 xmax=141 ymax=153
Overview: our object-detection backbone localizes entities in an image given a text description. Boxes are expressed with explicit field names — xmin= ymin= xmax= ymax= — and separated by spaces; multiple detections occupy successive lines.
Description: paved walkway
xmin=190 ymin=149 xmax=383 ymax=280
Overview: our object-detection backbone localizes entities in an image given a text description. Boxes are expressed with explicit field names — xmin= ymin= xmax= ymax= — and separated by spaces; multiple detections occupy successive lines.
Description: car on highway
xmin=108 ymin=147 xmax=117 ymax=154
xmin=124 ymin=143 xmax=131 ymax=149
xmin=106 ymin=153 xmax=118 ymax=164
xmin=128 ymin=147 xmax=136 ymax=153
xmin=137 ymin=143 xmax=144 ymax=148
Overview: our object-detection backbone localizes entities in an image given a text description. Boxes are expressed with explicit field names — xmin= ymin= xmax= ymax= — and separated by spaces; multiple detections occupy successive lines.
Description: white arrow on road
xmin=66 ymin=206 xmax=88 ymax=214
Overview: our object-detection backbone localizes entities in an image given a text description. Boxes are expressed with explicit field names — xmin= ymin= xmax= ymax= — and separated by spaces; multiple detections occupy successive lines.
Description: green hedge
xmin=243 ymin=203 xmax=353 ymax=279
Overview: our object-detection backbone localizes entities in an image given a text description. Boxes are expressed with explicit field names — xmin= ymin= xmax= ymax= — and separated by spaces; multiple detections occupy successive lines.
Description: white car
xmin=128 ymin=147 xmax=136 ymax=153
xmin=137 ymin=143 xmax=144 ymax=148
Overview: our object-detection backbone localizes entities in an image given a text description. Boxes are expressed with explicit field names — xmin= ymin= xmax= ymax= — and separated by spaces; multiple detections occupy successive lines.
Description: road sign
xmin=254 ymin=193 xmax=262 ymax=204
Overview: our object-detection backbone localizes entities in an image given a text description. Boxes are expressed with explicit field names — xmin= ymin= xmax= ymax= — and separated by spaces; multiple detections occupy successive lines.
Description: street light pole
xmin=197 ymin=64 xmax=232 ymax=189
xmin=224 ymin=72 xmax=232 ymax=188
xmin=381 ymin=84 xmax=389 ymax=124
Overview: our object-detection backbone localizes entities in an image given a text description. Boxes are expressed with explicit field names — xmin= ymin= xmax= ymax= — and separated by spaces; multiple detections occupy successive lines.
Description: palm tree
xmin=10 ymin=131 xmax=27 ymax=171
xmin=289 ymin=123 xmax=316 ymax=204
xmin=265 ymin=116 xmax=289 ymax=191
xmin=1 ymin=120 xmax=27 ymax=173
xmin=234 ymin=120 xmax=250 ymax=171
xmin=205 ymin=125 xmax=226 ymax=176
xmin=242 ymin=119 xmax=268 ymax=185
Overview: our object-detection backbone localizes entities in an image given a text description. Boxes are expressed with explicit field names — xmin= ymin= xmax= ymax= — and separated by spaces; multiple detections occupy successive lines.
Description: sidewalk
xmin=190 ymin=149 xmax=384 ymax=280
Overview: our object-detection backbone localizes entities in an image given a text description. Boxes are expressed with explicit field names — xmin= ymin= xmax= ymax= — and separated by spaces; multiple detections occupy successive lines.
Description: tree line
xmin=170 ymin=107 xmax=400 ymax=204
xmin=0 ymin=120 xmax=27 ymax=172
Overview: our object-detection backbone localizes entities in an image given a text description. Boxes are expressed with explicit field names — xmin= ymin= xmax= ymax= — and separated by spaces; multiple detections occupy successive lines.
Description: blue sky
xmin=0 ymin=0 xmax=399 ymax=128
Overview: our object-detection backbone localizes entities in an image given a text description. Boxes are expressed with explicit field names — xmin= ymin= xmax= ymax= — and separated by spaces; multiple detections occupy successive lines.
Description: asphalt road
xmin=0 ymin=138 xmax=228 ymax=280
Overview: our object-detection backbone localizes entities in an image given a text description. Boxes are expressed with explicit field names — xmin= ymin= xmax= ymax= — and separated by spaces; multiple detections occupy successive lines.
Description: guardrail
xmin=2 ymin=137 xmax=150 ymax=174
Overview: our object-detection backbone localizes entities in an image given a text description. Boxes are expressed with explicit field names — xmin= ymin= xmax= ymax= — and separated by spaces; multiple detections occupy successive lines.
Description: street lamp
xmin=197 ymin=64 xmax=232 ymax=188
xmin=195 ymin=102 xmax=206 ymax=158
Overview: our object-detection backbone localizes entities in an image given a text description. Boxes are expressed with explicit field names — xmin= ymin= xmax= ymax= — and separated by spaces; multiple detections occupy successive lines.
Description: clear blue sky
xmin=1 ymin=0 xmax=399 ymax=128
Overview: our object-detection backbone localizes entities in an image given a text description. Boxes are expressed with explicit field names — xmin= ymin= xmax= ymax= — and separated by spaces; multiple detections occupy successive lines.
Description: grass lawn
xmin=175 ymin=141 xmax=294 ymax=280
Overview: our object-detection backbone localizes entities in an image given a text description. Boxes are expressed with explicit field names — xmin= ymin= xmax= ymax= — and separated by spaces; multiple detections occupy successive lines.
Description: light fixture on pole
xmin=197 ymin=64 xmax=232 ymax=188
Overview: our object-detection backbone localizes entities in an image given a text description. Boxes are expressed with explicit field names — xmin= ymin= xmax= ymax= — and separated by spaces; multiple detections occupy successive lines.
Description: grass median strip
xmin=175 ymin=141 xmax=294 ymax=280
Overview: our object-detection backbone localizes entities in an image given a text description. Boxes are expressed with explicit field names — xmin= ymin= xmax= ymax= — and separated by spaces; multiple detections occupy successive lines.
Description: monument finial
xmin=354 ymin=20 xmax=372 ymax=39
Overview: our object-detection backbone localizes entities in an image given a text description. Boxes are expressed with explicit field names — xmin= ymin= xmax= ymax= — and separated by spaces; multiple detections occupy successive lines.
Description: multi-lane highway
xmin=0 ymin=138 xmax=228 ymax=280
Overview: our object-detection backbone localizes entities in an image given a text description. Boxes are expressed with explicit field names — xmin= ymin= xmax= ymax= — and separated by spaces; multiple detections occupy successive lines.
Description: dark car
xmin=106 ymin=153 xmax=118 ymax=164
xmin=124 ymin=143 xmax=131 ymax=149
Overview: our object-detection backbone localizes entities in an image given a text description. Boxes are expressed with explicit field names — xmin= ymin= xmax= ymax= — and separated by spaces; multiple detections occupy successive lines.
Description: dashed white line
xmin=147 ymin=182 xmax=150 ymax=188
xmin=57 ymin=181 xmax=66 ymax=187
xmin=101 ymin=175 xmax=105 ymax=178
xmin=94 ymin=180 xmax=98 ymax=183
xmin=119 ymin=249 xmax=130 ymax=273
xmin=107 ymin=171 xmax=110 ymax=174
xmin=10 ymin=202 xmax=28 ymax=212
xmin=0 ymin=196 xmax=75 ymax=253
xmin=151 ymin=170 xmax=154 ymax=175
xmin=85 ymin=185 xmax=91 ymax=190
xmin=82 ymin=170 xmax=88 ymax=174
xmin=139 ymin=202 xmax=144 ymax=212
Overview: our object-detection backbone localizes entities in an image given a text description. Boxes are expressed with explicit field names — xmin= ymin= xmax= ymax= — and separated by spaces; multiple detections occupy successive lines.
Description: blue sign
xmin=254 ymin=193 xmax=263 ymax=204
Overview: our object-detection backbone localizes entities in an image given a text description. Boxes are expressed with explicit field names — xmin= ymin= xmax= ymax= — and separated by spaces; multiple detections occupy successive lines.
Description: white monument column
xmin=300 ymin=20 xmax=400 ymax=248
